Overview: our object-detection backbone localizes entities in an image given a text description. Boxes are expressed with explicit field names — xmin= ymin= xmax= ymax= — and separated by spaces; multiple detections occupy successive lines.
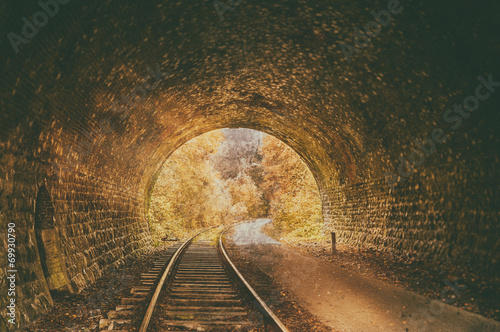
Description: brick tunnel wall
xmin=50 ymin=174 xmax=150 ymax=291
xmin=0 ymin=153 xmax=150 ymax=326
xmin=323 ymin=154 xmax=500 ymax=274
xmin=1 ymin=0 xmax=499 ymax=329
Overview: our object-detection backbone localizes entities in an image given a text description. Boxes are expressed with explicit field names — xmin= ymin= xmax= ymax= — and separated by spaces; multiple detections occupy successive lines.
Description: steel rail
xmin=138 ymin=227 xmax=214 ymax=332
xmin=219 ymin=226 xmax=291 ymax=332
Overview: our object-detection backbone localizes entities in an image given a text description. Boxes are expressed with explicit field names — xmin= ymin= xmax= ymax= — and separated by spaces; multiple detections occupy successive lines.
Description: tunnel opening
xmin=146 ymin=128 xmax=326 ymax=246
xmin=34 ymin=185 xmax=71 ymax=295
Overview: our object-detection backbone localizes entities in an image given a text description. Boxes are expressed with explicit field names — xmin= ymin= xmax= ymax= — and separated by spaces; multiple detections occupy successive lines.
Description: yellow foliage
xmin=148 ymin=130 xmax=230 ymax=245
xmin=261 ymin=135 xmax=323 ymax=238
xmin=147 ymin=130 xmax=324 ymax=246
xmin=226 ymin=172 xmax=264 ymax=219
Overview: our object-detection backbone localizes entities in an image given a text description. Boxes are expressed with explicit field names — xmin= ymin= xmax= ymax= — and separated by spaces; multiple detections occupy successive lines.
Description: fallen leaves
xmin=281 ymin=237 xmax=500 ymax=321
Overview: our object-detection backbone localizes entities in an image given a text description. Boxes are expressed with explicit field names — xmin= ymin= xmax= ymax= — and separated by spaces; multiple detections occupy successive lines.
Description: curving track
xmin=98 ymin=226 xmax=289 ymax=331
xmin=152 ymin=240 xmax=258 ymax=331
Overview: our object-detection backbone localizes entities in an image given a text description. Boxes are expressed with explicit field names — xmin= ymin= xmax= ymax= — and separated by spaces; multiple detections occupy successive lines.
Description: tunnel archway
xmin=146 ymin=128 xmax=325 ymax=243
xmin=34 ymin=185 xmax=71 ymax=294
xmin=142 ymin=122 xmax=335 ymax=240
xmin=145 ymin=126 xmax=328 ymax=213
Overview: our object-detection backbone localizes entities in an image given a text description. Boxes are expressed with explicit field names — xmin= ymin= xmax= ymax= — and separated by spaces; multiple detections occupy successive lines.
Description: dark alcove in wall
xmin=34 ymin=186 xmax=71 ymax=294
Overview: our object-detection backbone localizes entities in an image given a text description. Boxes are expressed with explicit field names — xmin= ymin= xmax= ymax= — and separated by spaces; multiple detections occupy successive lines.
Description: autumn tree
xmin=148 ymin=130 xmax=232 ymax=244
xmin=213 ymin=129 xmax=268 ymax=217
xmin=147 ymin=129 xmax=322 ymax=246
xmin=261 ymin=135 xmax=323 ymax=238
xmin=214 ymin=129 xmax=263 ymax=175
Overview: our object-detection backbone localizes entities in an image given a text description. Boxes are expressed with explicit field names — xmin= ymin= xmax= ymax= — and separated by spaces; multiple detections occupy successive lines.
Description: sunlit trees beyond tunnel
xmin=147 ymin=130 xmax=229 ymax=244
xmin=147 ymin=128 xmax=323 ymax=245
xmin=261 ymin=135 xmax=324 ymax=240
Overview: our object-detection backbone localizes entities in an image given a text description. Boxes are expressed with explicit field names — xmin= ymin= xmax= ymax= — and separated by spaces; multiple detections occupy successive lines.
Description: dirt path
xmin=230 ymin=220 xmax=500 ymax=332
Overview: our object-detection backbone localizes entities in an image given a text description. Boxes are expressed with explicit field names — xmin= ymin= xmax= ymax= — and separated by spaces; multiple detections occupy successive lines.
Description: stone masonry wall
xmin=0 ymin=149 xmax=151 ymax=329
xmin=322 ymin=154 xmax=500 ymax=275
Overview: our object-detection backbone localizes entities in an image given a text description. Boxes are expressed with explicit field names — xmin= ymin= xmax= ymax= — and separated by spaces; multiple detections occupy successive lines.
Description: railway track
xmin=99 ymin=226 xmax=289 ymax=332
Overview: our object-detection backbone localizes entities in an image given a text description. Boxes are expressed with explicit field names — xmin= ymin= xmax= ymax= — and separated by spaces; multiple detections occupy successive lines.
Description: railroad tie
xmin=99 ymin=243 xmax=182 ymax=331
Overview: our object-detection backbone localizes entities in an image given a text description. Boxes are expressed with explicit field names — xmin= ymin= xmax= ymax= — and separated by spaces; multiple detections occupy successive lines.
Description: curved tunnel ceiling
xmin=1 ymin=0 xmax=499 ymax=195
